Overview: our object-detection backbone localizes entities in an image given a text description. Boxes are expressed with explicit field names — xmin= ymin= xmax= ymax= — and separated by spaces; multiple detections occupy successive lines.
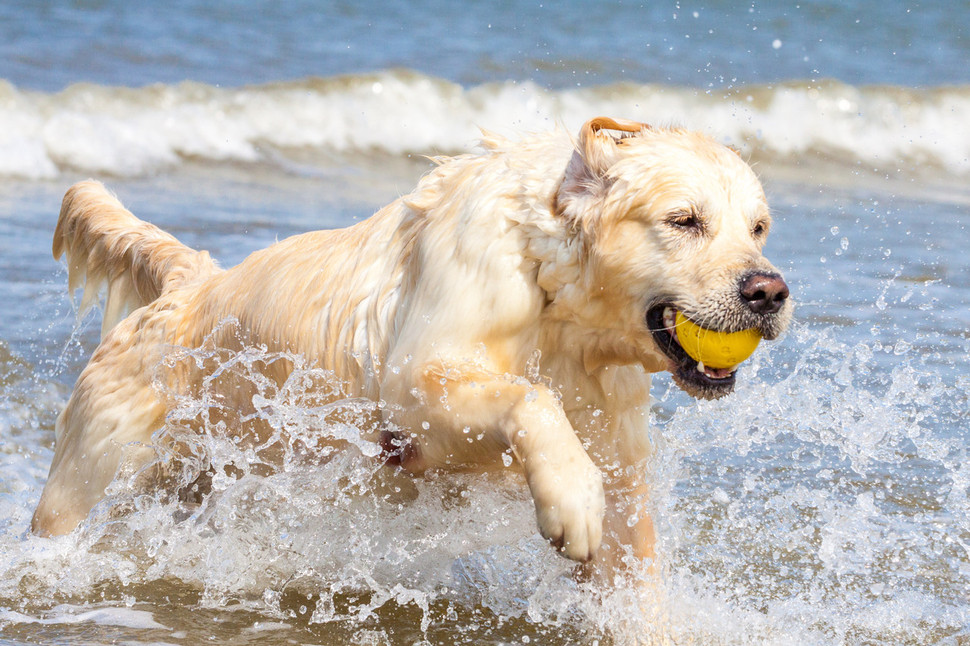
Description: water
xmin=1 ymin=1 xmax=968 ymax=643
xmin=3 ymin=1 xmax=968 ymax=91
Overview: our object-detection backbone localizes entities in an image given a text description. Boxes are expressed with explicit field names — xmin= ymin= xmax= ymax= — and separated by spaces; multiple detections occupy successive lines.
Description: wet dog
xmin=32 ymin=117 xmax=791 ymax=577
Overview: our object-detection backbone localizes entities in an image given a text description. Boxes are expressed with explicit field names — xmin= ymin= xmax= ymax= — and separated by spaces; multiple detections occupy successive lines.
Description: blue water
xmin=2 ymin=0 xmax=968 ymax=92
xmin=0 ymin=1 xmax=968 ymax=644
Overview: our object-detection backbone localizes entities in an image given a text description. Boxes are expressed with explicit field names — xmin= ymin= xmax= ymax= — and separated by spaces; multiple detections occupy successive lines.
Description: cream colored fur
xmin=32 ymin=117 xmax=790 ymax=575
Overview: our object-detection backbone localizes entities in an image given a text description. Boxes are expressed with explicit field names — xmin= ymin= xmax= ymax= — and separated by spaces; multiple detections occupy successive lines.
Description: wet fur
xmin=32 ymin=118 xmax=790 ymax=577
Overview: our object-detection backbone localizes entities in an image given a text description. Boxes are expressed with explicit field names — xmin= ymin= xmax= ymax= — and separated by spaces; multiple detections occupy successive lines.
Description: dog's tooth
xmin=696 ymin=360 xmax=705 ymax=373
xmin=663 ymin=307 xmax=675 ymax=329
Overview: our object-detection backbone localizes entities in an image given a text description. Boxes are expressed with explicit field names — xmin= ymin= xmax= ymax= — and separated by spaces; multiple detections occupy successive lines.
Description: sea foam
xmin=2 ymin=72 xmax=968 ymax=180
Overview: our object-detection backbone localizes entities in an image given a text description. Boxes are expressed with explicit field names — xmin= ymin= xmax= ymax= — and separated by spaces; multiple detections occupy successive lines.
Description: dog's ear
xmin=579 ymin=117 xmax=649 ymax=171
xmin=557 ymin=117 xmax=650 ymax=220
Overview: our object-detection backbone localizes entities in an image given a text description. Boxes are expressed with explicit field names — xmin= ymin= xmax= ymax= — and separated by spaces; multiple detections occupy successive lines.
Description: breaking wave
xmin=2 ymin=70 xmax=969 ymax=180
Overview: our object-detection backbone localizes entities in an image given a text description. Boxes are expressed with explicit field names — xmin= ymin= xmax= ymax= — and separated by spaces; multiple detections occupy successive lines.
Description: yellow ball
xmin=674 ymin=311 xmax=762 ymax=369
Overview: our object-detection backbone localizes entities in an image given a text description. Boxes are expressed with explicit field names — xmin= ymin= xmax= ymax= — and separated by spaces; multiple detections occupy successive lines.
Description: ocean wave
xmin=2 ymin=70 xmax=968 ymax=179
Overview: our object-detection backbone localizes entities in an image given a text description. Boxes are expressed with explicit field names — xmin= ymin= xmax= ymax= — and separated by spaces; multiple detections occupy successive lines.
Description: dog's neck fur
xmin=498 ymin=137 xmax=666 ymax=378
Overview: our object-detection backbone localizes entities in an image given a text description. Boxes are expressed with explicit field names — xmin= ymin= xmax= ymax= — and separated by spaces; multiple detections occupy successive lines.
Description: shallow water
xmin=2 ymin=0 xmax=970 ymax=643
xmin=0 ymin=160 xmax=967 ymax=644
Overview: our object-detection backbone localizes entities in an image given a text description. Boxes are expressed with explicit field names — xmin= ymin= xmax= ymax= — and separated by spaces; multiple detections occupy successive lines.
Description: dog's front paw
xmin=528 ymin=458 xmax=605 ymax=562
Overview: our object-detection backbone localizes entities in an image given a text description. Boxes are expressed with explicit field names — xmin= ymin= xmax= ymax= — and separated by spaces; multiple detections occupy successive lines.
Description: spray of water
xmin=0 ymin=301 xmax=966 ymax=643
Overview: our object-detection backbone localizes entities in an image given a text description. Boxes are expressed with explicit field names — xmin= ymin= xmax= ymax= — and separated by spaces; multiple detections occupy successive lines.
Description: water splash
xmin=655 ymin=322 xmax=969 ymax=644
xmin=0 ymin=315 xmax=967 ymax=643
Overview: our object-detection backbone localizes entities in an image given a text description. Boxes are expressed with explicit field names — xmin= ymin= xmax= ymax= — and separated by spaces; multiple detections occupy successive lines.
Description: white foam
xmin=1 ymin=73 xmax=968 ymax=180
xmin=0 ymin=605 xmax=169 ymax=630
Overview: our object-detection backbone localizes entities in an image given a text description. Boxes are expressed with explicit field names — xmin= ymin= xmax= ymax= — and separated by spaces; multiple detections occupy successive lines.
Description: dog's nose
xmin=739 ymin=272 xmax=789 ymax=315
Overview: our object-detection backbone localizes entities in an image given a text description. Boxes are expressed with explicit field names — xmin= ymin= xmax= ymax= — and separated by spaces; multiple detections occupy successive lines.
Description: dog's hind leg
xmin=31 ymin=321 xmax=168 ymax=537
xmin=33 ymin=181 xmax=220 ymax=536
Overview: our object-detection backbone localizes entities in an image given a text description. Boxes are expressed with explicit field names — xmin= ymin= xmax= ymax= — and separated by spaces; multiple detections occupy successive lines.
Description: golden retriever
xmin=32 ymin=117 xmax=791 ymax=578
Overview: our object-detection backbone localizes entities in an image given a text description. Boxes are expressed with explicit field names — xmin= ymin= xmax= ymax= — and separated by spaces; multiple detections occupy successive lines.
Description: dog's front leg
xmin=564 ymin=390 xmax=659 ymax=581
xmin=404 ymin=363 xmax=605 ymax=562
xmin=601 ymin=472 xmax=656 ymax=571
xmin=508 ymin=385 xmax=605 ymax=561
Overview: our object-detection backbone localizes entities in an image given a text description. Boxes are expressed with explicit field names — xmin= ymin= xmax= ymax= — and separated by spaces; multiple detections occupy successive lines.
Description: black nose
xmin=739 ymin=272 xmax=789 ymax=315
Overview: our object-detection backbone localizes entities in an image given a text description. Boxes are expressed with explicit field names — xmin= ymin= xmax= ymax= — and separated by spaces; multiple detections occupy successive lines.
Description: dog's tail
xmin=54 ymin=180 xmax=221 ymax=339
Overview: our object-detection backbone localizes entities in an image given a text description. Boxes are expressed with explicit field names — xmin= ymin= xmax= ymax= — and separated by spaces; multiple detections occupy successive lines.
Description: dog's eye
xmin=752 ymin=222 xmax=768 ymax=237
xmin=666 ymin=210 xmax=703 ymax=231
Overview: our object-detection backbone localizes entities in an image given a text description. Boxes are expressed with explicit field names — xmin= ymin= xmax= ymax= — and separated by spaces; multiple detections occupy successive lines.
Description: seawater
xmin=0 ymin=1 xmax=969 ymax=644
xmin=3 ymin=1 xmax=968 ymax=90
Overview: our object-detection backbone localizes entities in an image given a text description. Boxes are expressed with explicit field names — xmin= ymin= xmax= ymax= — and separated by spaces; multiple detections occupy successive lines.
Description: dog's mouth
xmin=646 ymin=304 xmax=737 ymax=400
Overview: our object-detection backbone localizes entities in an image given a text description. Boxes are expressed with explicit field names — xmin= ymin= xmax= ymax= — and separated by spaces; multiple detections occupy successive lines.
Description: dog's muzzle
xmin=646 ymin=275 xmax=791 ymax=400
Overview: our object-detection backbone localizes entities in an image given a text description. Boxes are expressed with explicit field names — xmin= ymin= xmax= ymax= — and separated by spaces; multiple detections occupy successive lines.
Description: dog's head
xmin=551 ymin=117 xmax=792 ymax=400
